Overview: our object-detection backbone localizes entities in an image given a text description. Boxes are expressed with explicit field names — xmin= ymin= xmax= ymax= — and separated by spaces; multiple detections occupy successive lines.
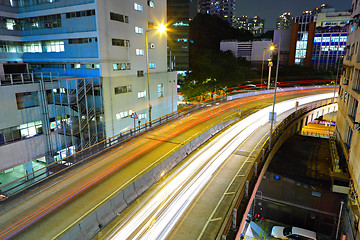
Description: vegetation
xmin=182 ymin=49 xmax=256 ymax=99
xmin=181 ymin=14 xmax=256 ymax=100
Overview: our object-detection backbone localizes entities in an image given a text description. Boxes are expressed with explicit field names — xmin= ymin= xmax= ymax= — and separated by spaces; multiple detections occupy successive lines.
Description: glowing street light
xmin=145 ymin=23 xmax=167 ymax=125
xmin=269 ymin=34 xmax=281 ymax=151
xmin=156 ymin=23 xmax=167 ymax=34
xmin=261 ymin=45 xmax=275 ymax=89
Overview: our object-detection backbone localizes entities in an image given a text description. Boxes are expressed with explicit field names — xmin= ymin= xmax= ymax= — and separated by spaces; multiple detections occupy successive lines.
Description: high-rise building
xmin=0 ymin=0 xmax=176 ymax=176
xmin=167 ymin=0 xmax=190 ymax=72
xmin=288 ymin=6 xmax=350 ymax=71
xmin=336 ymin=0 xmax=360 ymax=238
xmin=198 ymin=0 xmax=235 ymax=23
xmin=233 ymin=15 xmax=264 ymax=36
xmin=276 ymin=12 xmax=293 ymax=30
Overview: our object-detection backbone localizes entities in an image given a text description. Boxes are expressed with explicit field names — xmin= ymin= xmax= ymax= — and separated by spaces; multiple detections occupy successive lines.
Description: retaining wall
xmin=59 ymin=118 xmax=238 ymax=240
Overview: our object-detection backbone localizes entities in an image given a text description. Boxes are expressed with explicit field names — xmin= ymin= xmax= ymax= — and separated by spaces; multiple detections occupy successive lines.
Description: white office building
xmin=0 ymin=0 xmax=177 ymax=177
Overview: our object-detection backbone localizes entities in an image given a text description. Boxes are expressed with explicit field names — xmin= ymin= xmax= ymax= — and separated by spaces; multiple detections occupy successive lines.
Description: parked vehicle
xmin=271 ymin=226 xmax=316 ymax=240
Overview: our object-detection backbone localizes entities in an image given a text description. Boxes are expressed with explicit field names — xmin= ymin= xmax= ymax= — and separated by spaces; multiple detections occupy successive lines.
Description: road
xmin=0 ymin=88 xmax=334 ymax=240
xmin=98 ymin=92 xmax=335 ymax=240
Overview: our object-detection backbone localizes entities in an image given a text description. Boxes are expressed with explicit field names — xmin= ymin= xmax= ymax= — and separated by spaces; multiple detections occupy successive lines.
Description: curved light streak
xmin=109 ymin=93 xmax=336 ymax=240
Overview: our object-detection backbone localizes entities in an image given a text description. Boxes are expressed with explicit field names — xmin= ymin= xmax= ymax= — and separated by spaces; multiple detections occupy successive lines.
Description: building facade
xmin=198 ymin=0 xmax=235 ymax=24
xmin=336 ymin=0 xmax=360 ymax=238
xmin=0 ymin=0 xmax=177 ymax=176
xmin=288 ymin=7 xmax=350 ymax=72
xmin=220 ymin=40 xmax=273 ymax=69
xmin=233 ymin=15 xmax=264 ymax=36
xmin=167 ymin=0 xmax=190 ymax=72
xmin=276 ymin=12 xmax=293 ymax=30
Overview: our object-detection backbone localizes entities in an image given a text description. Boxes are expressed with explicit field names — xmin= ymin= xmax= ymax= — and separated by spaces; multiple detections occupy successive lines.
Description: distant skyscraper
xmin=167 ymin=0 xmax=190 ymax=71
xmin=198 ymin=0 xmax=235 ymax=23
xmin=233 ymin=16 xmax=265 ymax=36
xmin=276 ymin=12 xmax=293 ymax=30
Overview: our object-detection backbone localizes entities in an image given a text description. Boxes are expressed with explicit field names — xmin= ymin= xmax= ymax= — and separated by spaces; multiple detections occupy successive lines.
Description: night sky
xmin=236 ymin=0 xmax=352 ymax=30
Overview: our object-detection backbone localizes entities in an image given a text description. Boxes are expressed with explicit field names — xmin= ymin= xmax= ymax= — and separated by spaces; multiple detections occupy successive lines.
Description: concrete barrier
xmin=96 ymin=200 xmax=117 ymax=229
xmin=58 ymin=224 xmax=83 ymax=240
xmin=110 ymin=191 xmax=128 ymax=215
xmin=122 ymin=182 xmax=138 ymax=205
xmin=79 ymin=211 xmax=100 ymax=239
xmin=59 ymin=118 xmax=237 ymax=240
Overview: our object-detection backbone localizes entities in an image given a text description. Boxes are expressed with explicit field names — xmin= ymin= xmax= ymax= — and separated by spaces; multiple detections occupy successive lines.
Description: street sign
xmin=130 ymin=111 xmax=138 ymax=119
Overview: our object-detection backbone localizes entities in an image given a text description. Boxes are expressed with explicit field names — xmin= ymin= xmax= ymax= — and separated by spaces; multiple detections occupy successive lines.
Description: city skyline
xmin=237 ymin=0 xmax=352 ymax=30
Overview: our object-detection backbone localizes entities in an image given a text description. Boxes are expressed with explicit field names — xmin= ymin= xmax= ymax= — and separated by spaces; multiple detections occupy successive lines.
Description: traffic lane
xmin=4 ymin=94 xmax=270 ymax=239
xmin=168 ymin=103 xmax=315 ymax=240
xmin=169 ymin=118 xmax=271 ymax=240
xmin=102 ymin=93 xmax=333 ymax=240
xmin=2 ymin=89 xmax=333 ymax=239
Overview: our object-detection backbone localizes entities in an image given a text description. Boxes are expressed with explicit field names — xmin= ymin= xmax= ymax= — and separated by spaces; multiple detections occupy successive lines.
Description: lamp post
xmin=145 ymin=24 xmax=166 ymax=125
xmin=267 ymin=59 xmax=273 ymax=90
xmin=269 ymin=33 xmax=281 ymax=152
xmin=261 ymin=45 xmax=275 ymax=89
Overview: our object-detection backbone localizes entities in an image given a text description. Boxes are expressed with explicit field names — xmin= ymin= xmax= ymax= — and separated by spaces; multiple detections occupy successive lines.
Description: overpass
xmin=0 ymin=86 xmax=337 ymax=240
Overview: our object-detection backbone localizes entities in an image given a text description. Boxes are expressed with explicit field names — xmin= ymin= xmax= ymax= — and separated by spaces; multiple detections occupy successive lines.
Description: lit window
xmin=149 ymin=62 xmax=155 ymax=69
xmin=113 ymin=63 xmax=131 ymax=71
xmin=135 ymin=26 xmax=143 ymax=34
xmin=139 ymin=113 xmax=147 ymax=119
xmin=138 ymin=90 xmax=146 ymax=98
xmin=134 ymin=3 xmax=143 ymax=11
xmin=71 ymin=63 xmax=81 ymax=69
xmin=6 ymin=19 xmax=15 ymax=30
xmin=136 ymin=49 xmax=144 ymax=56
xmin=158 ymin=83 xmax=164 ymax=97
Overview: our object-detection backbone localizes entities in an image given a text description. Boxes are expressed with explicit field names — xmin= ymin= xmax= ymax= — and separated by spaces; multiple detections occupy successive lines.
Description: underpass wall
xmin=59 ymin=118 xmax=238 ymax=240
xmin=235 ymin=102 xmax=338 ymax=239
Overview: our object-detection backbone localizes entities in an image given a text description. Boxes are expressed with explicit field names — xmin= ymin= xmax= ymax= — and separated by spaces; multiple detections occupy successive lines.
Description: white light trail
xmin=108 ymin=93 xmax=335 ymax=240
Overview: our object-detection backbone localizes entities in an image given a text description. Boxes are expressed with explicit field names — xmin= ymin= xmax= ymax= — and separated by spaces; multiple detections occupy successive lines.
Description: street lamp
xmin=145 ymin=23 xmax=166 ymax=124
xmin=267 ymin=59 xmax=273 ymax=90
xmin=268 ymin=33 xmax=281 ymax=152
xmin=261 ymin=45 xmax=275 ymax=89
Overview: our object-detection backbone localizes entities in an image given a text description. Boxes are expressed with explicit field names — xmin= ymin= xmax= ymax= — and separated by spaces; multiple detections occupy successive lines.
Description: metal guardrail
xmin=218 ymin=97 xmax=337 ymax=240
xmin=0 ymin=92 xmax=226 ymax=201
xmin=0 ymin=72 xmax=58 ymax=86
xmin=0 ymin=86 xmax=336 ymax=204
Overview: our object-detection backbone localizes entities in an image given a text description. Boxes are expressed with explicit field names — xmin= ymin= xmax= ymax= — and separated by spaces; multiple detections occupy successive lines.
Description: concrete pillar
xmin=24 ymin=161 xmax=34 ymax=180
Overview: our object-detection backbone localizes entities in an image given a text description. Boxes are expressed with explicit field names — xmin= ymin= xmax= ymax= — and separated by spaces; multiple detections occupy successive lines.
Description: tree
xmin=182 ymin=14 xmax=256 ymax=100
xmin=181 ymin=49 xmax=256 ymax=99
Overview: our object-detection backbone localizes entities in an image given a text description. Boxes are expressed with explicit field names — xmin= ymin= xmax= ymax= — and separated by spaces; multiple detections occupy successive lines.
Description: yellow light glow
xmin=157 ymin=24 xmax=167 ymax=34
xmin=269 ymin=46 xmax=275 ymax=51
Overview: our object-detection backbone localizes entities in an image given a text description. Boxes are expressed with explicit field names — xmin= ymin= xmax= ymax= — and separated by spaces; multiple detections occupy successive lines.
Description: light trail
xmin=108 ymin=93 xmax=336 ymax=240
xmin=0 ymin=89 xmax=334 ymax=240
